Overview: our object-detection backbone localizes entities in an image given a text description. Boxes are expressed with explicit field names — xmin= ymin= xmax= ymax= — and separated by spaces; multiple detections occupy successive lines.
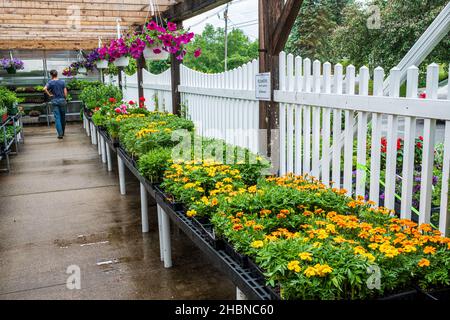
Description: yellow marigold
xmin=245 ymin=220 xmax=256 ymax=227
xmin=423 ymin=246 xmax=436 ymax=255
xmin=368 ymin=243 xmax=379 ymax=250
xmin=248 ymin=185 xmax=257 ymax=193
xmin=313 ymin=242 xmax=322 ymax=248
xmin=287 ymin=260 xmax=301 ymax=273
xmin=354 ymin=246 xmax=366 ymax=255
xmin=333 ymin=236 xmax=346 ymax=244
xmin=186 ymin=210 xmax=197 ymax=217
xmin=304 ymin=266 xmax=317 ymax=277
xmin=298 ymin=252 xmax=313 ymax=261
xmin=316 ymin=264 xmax=333 ymax=276
xmin=251 ymin=240 xmax=264 ymax=249
xmin=253 ymin=224 xmax=264 ymax=231
xmin=418 ymin=258 xmax=430 ymax=267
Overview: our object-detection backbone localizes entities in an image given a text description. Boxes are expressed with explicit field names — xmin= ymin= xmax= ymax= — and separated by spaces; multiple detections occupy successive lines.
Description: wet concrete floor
xmin=0 ymin=123 xmax=235 ymax=299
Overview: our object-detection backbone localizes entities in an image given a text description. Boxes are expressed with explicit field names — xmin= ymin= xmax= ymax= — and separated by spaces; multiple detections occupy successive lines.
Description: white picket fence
xmin=179 ymin=61 xmax=260 ymax=153
xmin=276 ymin=51 xmax=450 ymax=235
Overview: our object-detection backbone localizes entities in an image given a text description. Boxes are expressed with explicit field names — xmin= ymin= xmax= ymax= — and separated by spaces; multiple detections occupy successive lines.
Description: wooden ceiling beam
xmin=2 ymin=8 xmax=155 ymax=17
xmin=0 ymin=40 xmax=102 ymax=50
xmin=164 ymin=0 xmax=231 ymax=22
xmin=0 ymin=1 xmax=171 ymax=12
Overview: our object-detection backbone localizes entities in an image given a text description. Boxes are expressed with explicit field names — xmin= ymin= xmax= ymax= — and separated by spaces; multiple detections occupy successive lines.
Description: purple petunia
xmin=1 ymin=58 xmax=24 ymax=70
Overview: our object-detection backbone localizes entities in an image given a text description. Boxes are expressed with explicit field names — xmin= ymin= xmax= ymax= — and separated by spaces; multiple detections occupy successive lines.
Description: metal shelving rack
xmin=0 ymin=113 xmax=24 ymax=172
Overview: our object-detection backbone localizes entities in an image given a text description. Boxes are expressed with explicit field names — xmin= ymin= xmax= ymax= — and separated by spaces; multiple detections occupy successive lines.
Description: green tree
xmin=286 ymin=0 xmax=354 ymax=61
xmin=331 ymin=0 xmax=449 ymax=70
xmin=182 ymin=24 xmax=259 ymax=73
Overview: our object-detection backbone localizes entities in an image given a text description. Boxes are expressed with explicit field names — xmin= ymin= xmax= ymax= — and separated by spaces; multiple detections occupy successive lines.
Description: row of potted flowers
xmin=86 ymin=89 xmax=450 ymax=300
xmin=65 ymin=20 xmax=201 ymax=76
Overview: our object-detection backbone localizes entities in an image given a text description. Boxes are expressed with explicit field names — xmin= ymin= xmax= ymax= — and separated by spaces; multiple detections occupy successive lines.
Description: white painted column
xmin=236 ymin=287 xmax=248 ymax=300
xmin=87 ymin=120 xmax=90 ymax=136
xmin=160 ymin=206 xmax=172 ymax=268
xmin=117 ymin=154 xmax=126 ymax=195
xmin=101 ymin=136 xmax=107 ymax=163
xmin=97 ymin=132 xmax=102 ymax=155
xmin=92 ymin=125 xmax=97 ymax=144
xmin=106 ymin=143 xmax=112 ymax=171
xmin=157 ymin=205 xmax=164 ymax=261
xmin=140 ymin=183 xmax=149 ymax=233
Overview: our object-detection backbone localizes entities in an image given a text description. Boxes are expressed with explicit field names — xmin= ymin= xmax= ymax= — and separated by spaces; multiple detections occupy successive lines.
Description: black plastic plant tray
xmin=154 ymin=184 xmax=184 ymax=211
xmin=191 ymin=217 xmax=224 ymax=250
xmin=222 ymin=239 xmax=249 ymax=269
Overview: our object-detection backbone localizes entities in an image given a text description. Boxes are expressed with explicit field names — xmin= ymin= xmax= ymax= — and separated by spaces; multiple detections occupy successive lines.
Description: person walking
xmin=44 ymin=70 xmax=67 ymax=139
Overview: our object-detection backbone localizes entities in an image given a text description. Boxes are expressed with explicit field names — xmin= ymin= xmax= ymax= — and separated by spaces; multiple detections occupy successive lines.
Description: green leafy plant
xmin=79 ymin=84 xmax=122 ymax=110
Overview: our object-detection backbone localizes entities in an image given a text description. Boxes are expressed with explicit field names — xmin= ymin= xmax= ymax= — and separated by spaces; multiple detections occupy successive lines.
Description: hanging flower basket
xmin=1 ymin=58 xmax=24 ymax=74
xmin=143 ymin=45 xmax=169 ymax=60
xmin=96 ymin=59 xmax=108 ymax=69
xmin=113 ymin=56 xmax=129 ymax=67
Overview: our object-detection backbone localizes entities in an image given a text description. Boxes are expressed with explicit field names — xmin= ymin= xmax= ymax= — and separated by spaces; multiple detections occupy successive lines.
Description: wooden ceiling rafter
xmin=0 ymin=0 xmax=235 ymax=50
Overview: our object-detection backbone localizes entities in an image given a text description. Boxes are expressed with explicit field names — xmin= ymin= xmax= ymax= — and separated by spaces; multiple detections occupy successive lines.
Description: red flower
xmin=419 ymin=136 xmax=423 ymax=141
xmin=129 ymin=100 xmax=135 ymax=105
xmin=416 ymin=142 xmax=422 ymax=149
xmin=139 ymin=97 xmax=146 ymax=102
xmin=194 ymin=48 xmax=202 ymax=58
xmin=419 ymin=92 xmax=426 ymax=99
xmin=109 ymin=97 xmax=116 ymax=103
xmin=397 ymin=138 xmax=403 ymax=150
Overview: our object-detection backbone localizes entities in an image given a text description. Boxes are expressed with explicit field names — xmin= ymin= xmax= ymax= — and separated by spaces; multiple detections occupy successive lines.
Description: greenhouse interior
xmin=0 ymin=0 xmax=450 ymax=308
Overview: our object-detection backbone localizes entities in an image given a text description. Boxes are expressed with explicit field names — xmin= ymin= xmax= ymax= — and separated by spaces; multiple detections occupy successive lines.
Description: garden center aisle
xmin=0 ymin=124 xmax=234 ymax=299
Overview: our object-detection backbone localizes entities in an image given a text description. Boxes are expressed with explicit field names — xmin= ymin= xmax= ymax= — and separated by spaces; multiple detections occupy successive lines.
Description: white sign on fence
xmin=255 ymin=72 xmax=271 ymax=101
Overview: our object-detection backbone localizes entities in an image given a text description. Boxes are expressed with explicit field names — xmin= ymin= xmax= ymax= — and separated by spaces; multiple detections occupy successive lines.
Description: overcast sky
xmin=183 ymin=0 xmax=370 ymax=40
xmin=184 ymin=0 xmax=259 ymax=40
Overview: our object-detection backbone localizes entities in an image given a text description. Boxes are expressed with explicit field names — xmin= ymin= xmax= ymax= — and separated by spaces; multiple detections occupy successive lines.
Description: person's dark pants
xmin=51 ymin=98 xmax=67 ymax=137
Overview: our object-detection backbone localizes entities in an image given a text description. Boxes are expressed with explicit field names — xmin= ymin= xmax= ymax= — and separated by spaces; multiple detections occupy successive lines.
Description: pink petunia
xmin=194 ymin=48 xmax=202 ymax=58
xmin=167 ymin=22 xmax=177 ymax=32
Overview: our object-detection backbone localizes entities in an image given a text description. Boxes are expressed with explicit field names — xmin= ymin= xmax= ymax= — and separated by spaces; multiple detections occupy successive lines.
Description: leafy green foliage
xmin=0 ymin=87 xmax=22 ymax=115
xmin=182 ymin=24 xmax=258 ymax=73
xmin=138 ymin=147 xmax=172 ymax=183
xmin=286 ymin=0 xmax=449 ymax=72
xmin=79 ymin=84 xmax=122 ymax=110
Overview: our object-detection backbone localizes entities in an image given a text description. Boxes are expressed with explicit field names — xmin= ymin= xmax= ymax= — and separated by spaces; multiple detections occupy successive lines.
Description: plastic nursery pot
xmin=96 ymin=60 xmax=108 ymax=69
xmin=143 ymin=45 xmax=169 ymax=61
xmin=113 ymin=56 xmax=129 ymax=67
xmin=6 ymin=67 xmax=16 ymax=74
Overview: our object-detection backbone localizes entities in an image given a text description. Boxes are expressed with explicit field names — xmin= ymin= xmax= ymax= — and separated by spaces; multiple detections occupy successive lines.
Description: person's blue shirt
xmin=45 ymin=79 xmax=66 ymax=100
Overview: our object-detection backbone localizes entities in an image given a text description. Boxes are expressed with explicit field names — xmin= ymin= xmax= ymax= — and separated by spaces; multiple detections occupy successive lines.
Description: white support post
xmin=106 ymin=144 xmax=112 ymax=171
xmin=236 ymin=287 xmax=248 ymax=300
xmin=157 ymin=205 xmax=164 ymax=261
xmin=92 ymin=125 xmax=97 ymax=145
xmin=117 ymin=154 xmax=126 ymax=195
xmin=160 ymin=207 xmax=172 ymax=268
xmin=101 ymin=136 xmax=107 ymax=163
xmin=86 ymin=119 xmax=90 ymax=137
xmin=97 ymin=132 xmax=102 ymax=155
xmin=140 ymin=183 xmax=149 ymax=233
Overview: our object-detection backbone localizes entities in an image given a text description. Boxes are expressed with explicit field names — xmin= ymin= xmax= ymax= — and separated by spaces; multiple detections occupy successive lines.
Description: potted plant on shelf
xmin=108 ymin=38 xmax=130 ymax=67
xmin=1 ymin=58 xmax=24 ymax=74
